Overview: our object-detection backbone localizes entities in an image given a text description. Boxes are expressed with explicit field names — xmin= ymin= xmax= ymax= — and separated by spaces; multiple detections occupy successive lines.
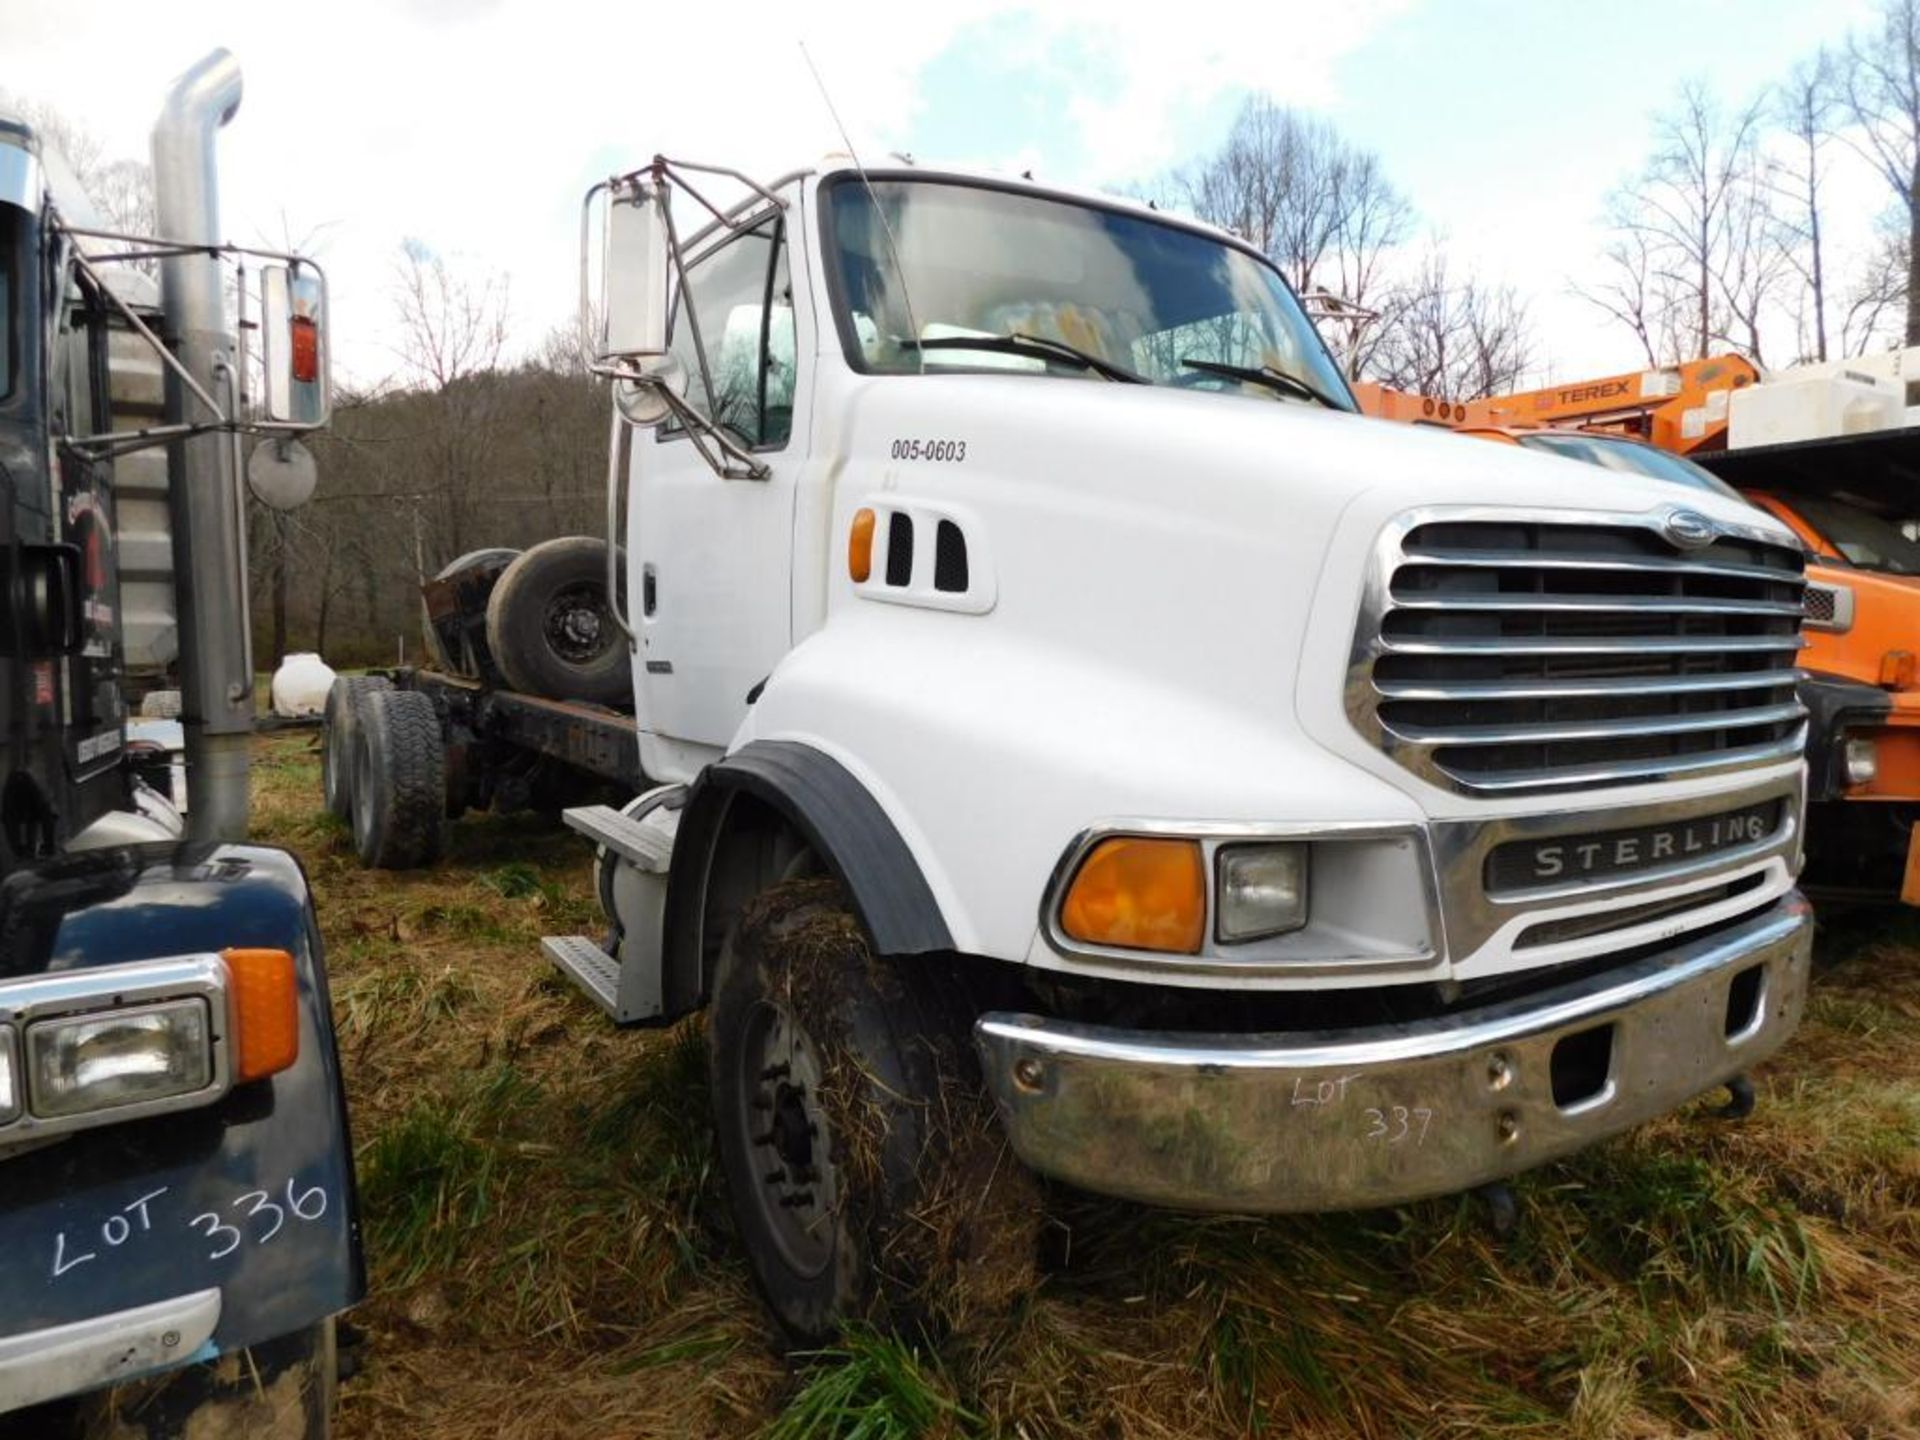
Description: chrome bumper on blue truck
xmin=975 ymin=895 xmax=1811 ymax=1212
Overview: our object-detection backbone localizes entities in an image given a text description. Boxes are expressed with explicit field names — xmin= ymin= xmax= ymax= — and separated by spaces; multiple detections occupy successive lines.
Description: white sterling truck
xmin=330 ymin=157 xmax=1813 ymax=1340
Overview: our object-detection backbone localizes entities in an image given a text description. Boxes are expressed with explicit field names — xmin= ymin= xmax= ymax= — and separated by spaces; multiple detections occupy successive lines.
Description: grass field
xmin=249 ymin=729 xmax=1920 ymax=1438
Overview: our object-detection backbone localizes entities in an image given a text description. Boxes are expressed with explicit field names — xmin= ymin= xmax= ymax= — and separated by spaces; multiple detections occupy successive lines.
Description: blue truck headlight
xmin=1216 ymin=843 xmax=1310 ymax=942
xmin=26 ymin=1000 xmax=213 ymax=1119
xmin=0 ymin=1027 xmax=16 ymax=1124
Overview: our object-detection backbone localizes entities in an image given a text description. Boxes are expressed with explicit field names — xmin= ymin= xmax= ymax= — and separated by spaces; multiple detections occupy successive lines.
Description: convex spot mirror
xmin=247 ymin=437 xmax=317 ymax=512
xmin=261 ymin=264 xmax=330 ymax=427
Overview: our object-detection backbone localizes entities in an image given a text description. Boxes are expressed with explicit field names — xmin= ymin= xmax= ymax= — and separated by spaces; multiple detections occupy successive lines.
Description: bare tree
xmin=1717 ymin=161 xmax=1791 ymax=365
xmin=1573 ymin=227 xmax=1684 ymax=368
xmin=1843 ymin=0 xmax=1920 ymax=345
xmin=393 ymin=240 xmax=511 ymax=391
xmin=1843 ymin=223 xmax=1911 ymax=354
xmin=1370 ymin=249 xmax=1533 ymax=400
xmin=1773 ymin=53 xmax=1838 ymax=361
xmin=1580 ymin=81 xmax=1771 ymax=363
xmin=390 ymin=241 xmax=512 ymax=562
xmin=1178 ymin=97 xmax=1412 ymax=375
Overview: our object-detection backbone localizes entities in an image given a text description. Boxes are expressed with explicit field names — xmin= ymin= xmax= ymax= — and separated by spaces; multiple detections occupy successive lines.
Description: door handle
xmin=642 ymin=564 xmax=658 ymax=617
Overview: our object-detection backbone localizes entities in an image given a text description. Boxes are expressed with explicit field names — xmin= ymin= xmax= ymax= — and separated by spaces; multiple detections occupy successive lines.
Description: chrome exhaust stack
xmin=151 ymin=50 xmax=252 ymax=842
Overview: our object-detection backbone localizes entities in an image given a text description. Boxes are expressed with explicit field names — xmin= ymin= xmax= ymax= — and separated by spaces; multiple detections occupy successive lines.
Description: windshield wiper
xmin=904 ymin=331 xmax=1146 ymax=383
xmin=1179 ymin=357 xmax=1349 ymax=411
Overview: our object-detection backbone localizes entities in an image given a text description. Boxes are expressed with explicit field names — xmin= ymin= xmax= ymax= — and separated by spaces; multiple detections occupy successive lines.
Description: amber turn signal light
xmin=849 ymin=508 xmax=876 ymax=583
xmin=222 ymin=948 xmax=300 ymax=1083
xmin=1060 ymin=836 xmax=1206 ymax=954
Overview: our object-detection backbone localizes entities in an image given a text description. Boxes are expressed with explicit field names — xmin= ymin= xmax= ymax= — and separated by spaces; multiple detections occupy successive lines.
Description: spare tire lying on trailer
xmin=484 ymin=536 xmax=629 ymax=706
xmin=351 ymin=688 xmax=447 ymax=869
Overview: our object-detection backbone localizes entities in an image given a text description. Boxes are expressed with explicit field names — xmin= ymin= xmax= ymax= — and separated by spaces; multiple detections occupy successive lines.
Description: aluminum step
xmin=563 ymin=803 xmax=673 ymax=872
xmin=543 ymin=935 xmax=622 ymax=1019
xmin=542 ymin=933 xmax=663 ymax=1025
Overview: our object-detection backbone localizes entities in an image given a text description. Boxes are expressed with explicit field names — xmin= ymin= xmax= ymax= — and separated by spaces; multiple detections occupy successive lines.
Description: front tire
xmin=709 ymin=878 xmax=1039 ymax=1343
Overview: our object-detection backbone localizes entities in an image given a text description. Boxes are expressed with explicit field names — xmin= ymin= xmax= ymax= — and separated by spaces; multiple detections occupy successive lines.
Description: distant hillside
xmin=249 ymin=363 xmax=608 ymax=669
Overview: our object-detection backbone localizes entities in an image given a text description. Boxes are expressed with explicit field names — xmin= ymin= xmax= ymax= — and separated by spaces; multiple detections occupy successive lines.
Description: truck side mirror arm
xmin=582 ymin=157 xmax=783 ymax=481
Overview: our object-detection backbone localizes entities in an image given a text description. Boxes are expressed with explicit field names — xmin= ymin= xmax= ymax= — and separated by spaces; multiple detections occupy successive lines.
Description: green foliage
xmin=484 ymin=862 xmax=544 ymax=899
xmin=765 ymin=1330 xmax=978 ymax=1440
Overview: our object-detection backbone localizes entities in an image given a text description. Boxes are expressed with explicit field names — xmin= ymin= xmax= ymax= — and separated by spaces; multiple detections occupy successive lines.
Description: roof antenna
xmin=799 ymin=39 xmax=926 ymax=374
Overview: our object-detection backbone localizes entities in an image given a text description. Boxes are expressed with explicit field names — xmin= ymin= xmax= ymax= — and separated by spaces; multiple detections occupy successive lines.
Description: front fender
xmin=735 ymin=606 xmax=1425 ymax=966
xmin=0 ymin=843 xmax=362 ymax=1384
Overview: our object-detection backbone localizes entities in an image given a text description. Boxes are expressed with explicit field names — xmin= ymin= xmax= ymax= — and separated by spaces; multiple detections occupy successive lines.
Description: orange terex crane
xmin=1358 ymin=354 xmax=1920 ymax=904
xmin=1352 ymin=354 xmax=1762 ymax=452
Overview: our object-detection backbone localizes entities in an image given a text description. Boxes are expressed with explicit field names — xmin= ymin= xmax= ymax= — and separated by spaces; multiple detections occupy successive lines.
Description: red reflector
xmin=290 ymin=315 xmax=319 ymax=384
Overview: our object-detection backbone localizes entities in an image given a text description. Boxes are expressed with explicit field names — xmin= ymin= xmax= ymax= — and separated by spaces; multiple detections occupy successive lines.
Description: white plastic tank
xmin=270 ymin=653 xmax=338 ymax=718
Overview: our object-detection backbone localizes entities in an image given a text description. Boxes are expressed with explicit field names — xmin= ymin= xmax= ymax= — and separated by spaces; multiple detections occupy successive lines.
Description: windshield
xmin=1516 ymin=431 xmax=1745 ymax=502
xmin=1786 ymin=494 xmax=1920 ymax=575
xmin=821 ymin=176 xmax=1355 ymax=410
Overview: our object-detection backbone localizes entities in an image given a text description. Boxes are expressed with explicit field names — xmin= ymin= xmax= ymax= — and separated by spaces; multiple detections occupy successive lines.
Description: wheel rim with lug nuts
xmin=737 ymin=999 xmax=838 ymax=1278
xmin=544 ymin=584 xmax=611 ymax=665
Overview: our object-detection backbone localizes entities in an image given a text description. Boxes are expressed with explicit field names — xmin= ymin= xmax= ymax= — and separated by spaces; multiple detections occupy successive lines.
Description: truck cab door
xmin=627 ymin=203 xmax=805 ymax=783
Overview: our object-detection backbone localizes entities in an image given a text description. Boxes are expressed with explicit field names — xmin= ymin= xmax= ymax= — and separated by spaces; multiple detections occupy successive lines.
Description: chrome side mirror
xmin=584 ymin=176 xmax=685 ymax=427
xmin=261 ymin=264 xmax=330 ymax=427
xmin=604 ymin=179 xmax=671 ymax=361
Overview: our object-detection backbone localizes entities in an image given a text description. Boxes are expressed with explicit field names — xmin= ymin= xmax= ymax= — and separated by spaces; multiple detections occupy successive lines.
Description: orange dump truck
xmin=1358 ymin=358 xmax=1920 ymax=902
xmin=1712 ymin=444 xmax=1920 ymax=902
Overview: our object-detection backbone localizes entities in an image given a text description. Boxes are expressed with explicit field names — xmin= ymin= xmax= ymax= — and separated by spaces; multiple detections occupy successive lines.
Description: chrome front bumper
xmin=975 ymin=895 xmax=1811 ymax=1213
xmin=0 ymin=1289 xmax=220 ymax=1413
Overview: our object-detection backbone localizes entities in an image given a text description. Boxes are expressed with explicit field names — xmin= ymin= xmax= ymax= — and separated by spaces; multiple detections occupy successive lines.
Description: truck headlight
xmin=26 ymin=1000 xmax=212 ymax=1119
xmin=1216 ymin=843 xmax=1310 ymax=942
xmin=0 ymin=1028 xmax=17 ymax=1124
xmin=1844 ymin=734 xmax=1879 ymax=787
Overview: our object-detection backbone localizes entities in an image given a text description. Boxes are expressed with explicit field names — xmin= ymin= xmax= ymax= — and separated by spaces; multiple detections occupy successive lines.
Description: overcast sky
xmin=1 ymin=0 xmax=1894 ymax=387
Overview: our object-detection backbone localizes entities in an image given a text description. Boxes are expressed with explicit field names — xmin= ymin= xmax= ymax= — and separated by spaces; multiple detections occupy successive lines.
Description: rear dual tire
xmin=321 ymin=676 xmax=390 ymax=821
xmin=349 ymin=690 xmax=446 ymax=870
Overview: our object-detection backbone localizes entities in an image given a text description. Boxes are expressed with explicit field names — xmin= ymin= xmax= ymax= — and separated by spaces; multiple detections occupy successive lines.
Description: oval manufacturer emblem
xmin=1661 ymin=508 xmax=1718 ymax=549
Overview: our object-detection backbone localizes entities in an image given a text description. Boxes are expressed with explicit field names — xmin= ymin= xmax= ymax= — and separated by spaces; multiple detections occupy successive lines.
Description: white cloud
xmin=2 ymin=0 xmax=981 ymax=382
xmin=4 ymin=0 xmax=1422 ymax=383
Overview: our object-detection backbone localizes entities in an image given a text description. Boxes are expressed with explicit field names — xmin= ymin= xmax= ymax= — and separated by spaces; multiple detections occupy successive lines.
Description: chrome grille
xmin=1351 ymin=511 xmax=1807 ymax=795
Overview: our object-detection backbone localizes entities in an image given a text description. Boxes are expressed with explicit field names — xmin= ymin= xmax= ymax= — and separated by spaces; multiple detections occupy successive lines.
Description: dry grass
xmin=249 ymin=730 xmax=1920 ymax=1439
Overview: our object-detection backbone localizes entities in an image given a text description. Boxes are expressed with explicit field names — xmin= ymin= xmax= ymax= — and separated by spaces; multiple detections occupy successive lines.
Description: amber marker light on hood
xmin=222 ymin=948 xmax=300 ymax=1083
xmin=849 ymin=508 xmax=876 ymax=583
xmin=1060 ymin=836 xmax=1206 ymax=954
